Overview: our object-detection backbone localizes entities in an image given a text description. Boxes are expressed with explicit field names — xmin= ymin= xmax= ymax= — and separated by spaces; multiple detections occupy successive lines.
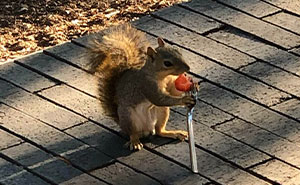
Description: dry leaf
xmin=0 ymin=0 xmax=186 ymax=62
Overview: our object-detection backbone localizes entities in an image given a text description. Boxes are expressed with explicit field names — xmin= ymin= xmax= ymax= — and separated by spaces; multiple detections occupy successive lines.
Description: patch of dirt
xmin=0 ymin=0 xmax=187 ymax=62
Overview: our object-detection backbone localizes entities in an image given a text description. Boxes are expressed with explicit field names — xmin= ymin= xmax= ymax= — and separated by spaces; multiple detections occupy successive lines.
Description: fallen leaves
xmin=0 ymin=0 xmax=187 ymax=62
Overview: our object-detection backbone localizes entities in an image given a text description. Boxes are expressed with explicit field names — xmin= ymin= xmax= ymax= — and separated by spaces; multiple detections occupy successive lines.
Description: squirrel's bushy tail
xmin=87 ymin=24 xmax=150 ymax=121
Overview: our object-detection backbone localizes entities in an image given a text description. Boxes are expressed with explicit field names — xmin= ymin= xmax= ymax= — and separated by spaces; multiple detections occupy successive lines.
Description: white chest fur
xmin=129 ymin=100 xmax=157 ymax=135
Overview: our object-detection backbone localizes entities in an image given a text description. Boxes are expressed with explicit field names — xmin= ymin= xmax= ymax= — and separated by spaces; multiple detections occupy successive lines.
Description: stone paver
xmin=2 ymin=0 xmax=300 ymax=184
xmin=38 ymin=82 xmax=274 ymax=181
xmin=59 ymin=173 xmax=107 ymax=185
xmin=197 ymin=81 xmax=300 ymax=144
xmin=240 ymin=61 xmax=300 ymax=97
xmin=263 ymin=12 xmax=300 ymax=35
xmin=208 ymin=28 xmax=300 ymax=76
xmin=136 ymin=17 xmax=256 ymax=69
xmin=0 ymin=85 xmax=86 ymax=130
xmin=61 ymin=145 xmax=113 ymax=171
xmin=17 ymin=53 xmax=99 ymax=97
xmin=190 ymin=82 xmax=300 ymax=167
xmin=136 ymin=20 xmax=290 ymax=107
xmin=154 ymin=5 xmax=223 ymax=34
xmin=197 ymin=82 xmax=267 ymax=120
xmin=272 ymin=99 xmax=300 ymax=121
xmin=216 ymin=0 xmax=280 ymax=18
xmin=72 ymin=33 xmax=97 ymax=48
xmin=1 ymin=170 xmax=51 ymax=185
xmin=1 ymin=142 xmax=109 ymax=184
xmin=0 ymin=129 xmax=23 ymax=151
xmin=64 ymin=121 xmax=131 ymax=158
xmin=38 ymin=84 xmax=104 ymax=121
xmin=118 ymin=148 xmax=210 ymax=185
xmin=1 ymin=170 xmax=50 ymax=185
xmin=245 ymin=107 xmax=300 ymax=145
xmin=64 ymin=121 xmax=194 ymax=185
xmin=155 ymin=142 xmax=270 ymax=185
xmin=173 ymin=100 xmax=233 ymax=127
xmin=251 ymin=159 xmax=300 ymax=184
xmin=181 ymin=0 xmax=300 ymax=49
xmin=39 ymin=85 xmax=171 ymax=149
xmin=91 ymin=162 xmax=160 ymax=185
xmin=208 ymin=28 xmax=271 ymax=52
xmin=45 ymin=42 xmax=91 ymax=71
xmin=215 ymin=118 xmax=300 ymax=167
xmin=1 ymin=143 xmax=52 ymax=167
xmin=32 ymin=158 xmax=82 ymax=184
xmin=168 ymin=113 xmax=270 ymax=168
xmin=0 ymin=103 xmax=85 ymax=155
xmin=0 ymin=62 xmax=56 ymax=93
xmin=0 ymin=157 xmax=24 ymax=180
xmin=42 ymin=84 xmax=270 ymax=168
xmin=0 ymin=157 xmax=50 ymax=185
xmin=136 ymin=19 xmax=290 ymax=106
xmin=160 ymin=5 xmax=300 ymax=100
xmin=66 ymin=121 xmax=210 ymax=184
xmin=290 ymin=47 xmax=300 ymax=56
xmin=0 ymin=79 xmax=21 ymax=98
xmin=264 ymin=0 xmax=300 ymax=15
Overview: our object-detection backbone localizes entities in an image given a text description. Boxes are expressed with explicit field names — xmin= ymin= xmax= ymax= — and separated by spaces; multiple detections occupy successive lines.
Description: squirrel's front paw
xmin=181 ymin=95 xmax=196 ymax=107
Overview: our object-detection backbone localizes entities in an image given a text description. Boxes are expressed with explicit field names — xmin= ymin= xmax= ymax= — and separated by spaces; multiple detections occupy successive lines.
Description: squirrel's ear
xmin=147 ymin=47 xmax=156 ymax=60
xmin=157 ymin=37 xmax=165 ymax=47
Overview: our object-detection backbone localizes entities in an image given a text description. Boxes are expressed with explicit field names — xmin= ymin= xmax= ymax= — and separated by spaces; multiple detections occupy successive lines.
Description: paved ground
xmin=1 ymin=0 xmax=300 ymax=184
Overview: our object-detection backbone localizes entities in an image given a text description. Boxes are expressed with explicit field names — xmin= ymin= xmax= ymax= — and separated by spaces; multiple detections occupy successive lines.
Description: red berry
xmin=175 ymin=73 xmax=193 ymax=92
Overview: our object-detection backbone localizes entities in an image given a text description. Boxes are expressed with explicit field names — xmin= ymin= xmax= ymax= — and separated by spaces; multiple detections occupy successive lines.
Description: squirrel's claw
xmin=182 ymin=95 xmax=196 ymax=107
xmin=130 ymin=141 xmax=143 ymax=151
xmin=125 ymin=138 xmax=143 ymax=151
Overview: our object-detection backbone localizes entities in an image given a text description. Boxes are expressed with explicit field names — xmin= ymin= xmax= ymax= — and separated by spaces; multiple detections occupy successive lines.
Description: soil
xmin=0 ymin=0 xmax=186 ymax=62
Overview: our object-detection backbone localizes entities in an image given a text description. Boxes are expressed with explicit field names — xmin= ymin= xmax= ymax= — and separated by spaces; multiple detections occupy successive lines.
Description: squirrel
xmin=88 ymin=24 xmax=195 ymax=150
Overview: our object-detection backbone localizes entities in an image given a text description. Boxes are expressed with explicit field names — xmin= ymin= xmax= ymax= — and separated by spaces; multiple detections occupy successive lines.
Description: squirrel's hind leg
xmin=118 ymin=106 xmax=144 ymax=151
xmin=155 ymin=107 xmax=188 ymax=141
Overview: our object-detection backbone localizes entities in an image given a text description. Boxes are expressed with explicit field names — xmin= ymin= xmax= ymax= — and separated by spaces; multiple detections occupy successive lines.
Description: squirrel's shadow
xmin=91 ymin=117 xmax=174 ymax=159
xmin=140 ymin=135 xmax=175 ymax=148
xmin=93 ymin=130 xmax=132 ymax=158
xmin=98 ymin=130 xmax=174 ymax=159
xmin=122 ymin=131 xmax=174 ymax=148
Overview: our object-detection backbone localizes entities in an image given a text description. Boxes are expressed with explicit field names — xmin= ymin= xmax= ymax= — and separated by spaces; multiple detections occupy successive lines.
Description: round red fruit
xmin=175 ymin=73 xmax=193 ymax=92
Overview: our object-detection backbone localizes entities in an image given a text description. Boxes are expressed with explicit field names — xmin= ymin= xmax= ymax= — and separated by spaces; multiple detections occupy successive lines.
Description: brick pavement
xmin=1 ymin=0 xmax=300 ymax=184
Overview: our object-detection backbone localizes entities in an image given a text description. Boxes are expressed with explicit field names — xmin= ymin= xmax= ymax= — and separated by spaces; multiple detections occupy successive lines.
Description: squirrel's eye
xmin=164 ymin=61 xmax=173 ymax=67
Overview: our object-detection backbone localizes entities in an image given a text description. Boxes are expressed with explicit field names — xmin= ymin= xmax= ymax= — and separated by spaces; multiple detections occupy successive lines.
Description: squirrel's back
xmin=88 ymin=24 xmax=150 ymax=121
